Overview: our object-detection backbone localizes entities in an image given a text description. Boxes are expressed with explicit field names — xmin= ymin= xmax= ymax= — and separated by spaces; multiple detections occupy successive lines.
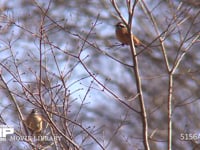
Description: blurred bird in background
xmin=25 ymin=109 xmax=43 ymax=135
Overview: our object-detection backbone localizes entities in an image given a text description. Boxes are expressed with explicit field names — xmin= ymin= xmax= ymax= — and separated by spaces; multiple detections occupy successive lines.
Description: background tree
xmin=0 ymin=0 xmax=199 ymax=149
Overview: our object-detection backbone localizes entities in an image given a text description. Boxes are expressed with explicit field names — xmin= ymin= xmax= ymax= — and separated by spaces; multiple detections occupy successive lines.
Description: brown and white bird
xmin=115 ymin=22 xmax=141 ymax=46
xmin=25 ymin=109 xmax=43 ymax=135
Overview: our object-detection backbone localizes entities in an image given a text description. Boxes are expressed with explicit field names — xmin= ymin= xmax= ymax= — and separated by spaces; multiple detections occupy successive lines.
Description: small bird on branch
xmin=115 ymin=22 xmax=153 ymax=54
xmin=25 ymin=109 xmax=43 ymax=135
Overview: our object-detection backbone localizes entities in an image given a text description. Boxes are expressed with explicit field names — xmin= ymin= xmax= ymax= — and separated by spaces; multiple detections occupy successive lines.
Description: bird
xmin=25 ymin=109 xmax=43 ymax=135
xmin=115 ymin=22 xmax=141 ymax=46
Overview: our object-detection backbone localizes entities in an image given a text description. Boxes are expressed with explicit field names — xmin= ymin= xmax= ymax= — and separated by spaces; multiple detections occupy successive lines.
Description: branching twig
xmin=111 ymin=0 xmax=150 ymax=149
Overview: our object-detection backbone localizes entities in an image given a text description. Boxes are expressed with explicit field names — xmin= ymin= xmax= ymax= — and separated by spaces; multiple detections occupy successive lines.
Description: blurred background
xmin=0 ymin=0 xmax=199 ymax=149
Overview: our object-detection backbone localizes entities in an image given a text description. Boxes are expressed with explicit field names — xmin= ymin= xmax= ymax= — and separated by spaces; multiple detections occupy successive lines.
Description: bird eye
xmin=117 ymin=23 xmax=126 ymax=28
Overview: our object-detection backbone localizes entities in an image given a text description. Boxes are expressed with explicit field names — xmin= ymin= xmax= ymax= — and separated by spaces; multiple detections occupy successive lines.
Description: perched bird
xmin=25 ymin=109 xmax=43 ymax=135
xmin=115 ymin=22 xmax=141 ymax=46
